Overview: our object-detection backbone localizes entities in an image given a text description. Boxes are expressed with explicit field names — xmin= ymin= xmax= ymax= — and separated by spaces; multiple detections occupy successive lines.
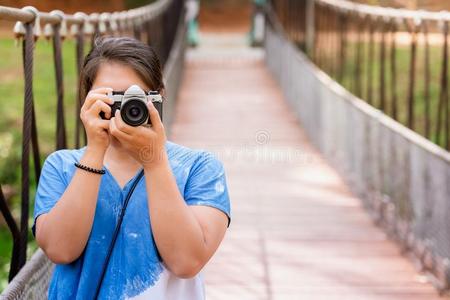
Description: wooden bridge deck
xmin=170 ymin=33 xmax=444 ymax=300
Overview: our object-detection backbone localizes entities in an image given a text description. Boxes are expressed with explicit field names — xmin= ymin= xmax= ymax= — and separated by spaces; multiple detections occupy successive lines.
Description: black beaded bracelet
xmin=74 ymin=162 xmax=106 ymax=175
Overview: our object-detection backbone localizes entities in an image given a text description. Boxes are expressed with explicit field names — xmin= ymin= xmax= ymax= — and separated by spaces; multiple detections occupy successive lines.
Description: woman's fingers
xmin=110 ymin=113 xmax=132 ymax=141
xmin=94 ymin=119 xmax=110 ymax=131
xmin=147 ymin=101 xmax=164 ymax=132
xmin=91 ymin=87 xmax=114 ymax=94
xmin=79 ymin=88 xmax=114 ymax=151
xmin=82 ymin=94 xmax=112 ymax=113
xmin=114 ymin=110 xmax=134 ymax=134
xmin=81 ymin=88 xmax=113 ymax=114
xmin=88 ymin=100 xmax=112 ymax=119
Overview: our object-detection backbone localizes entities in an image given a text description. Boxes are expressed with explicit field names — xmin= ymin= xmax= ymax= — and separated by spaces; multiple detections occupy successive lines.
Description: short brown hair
xmin=79 ymin=36 xmax=164 ymax=99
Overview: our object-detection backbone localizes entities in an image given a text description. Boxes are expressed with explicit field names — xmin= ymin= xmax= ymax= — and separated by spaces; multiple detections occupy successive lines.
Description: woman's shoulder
xmin=166 ymin=140 xmax=219 ymax=165
xmin=44 ymin=147 xmax=87 ymax=166
xmin=166 ymin=140 xmax=224 ymax=177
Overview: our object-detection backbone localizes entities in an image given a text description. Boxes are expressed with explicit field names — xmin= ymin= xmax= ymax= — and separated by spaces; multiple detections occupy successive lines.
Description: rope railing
xmin=265 ymin=0 xmax=450 ymax=294
xmin=0 ymin=0 xmax=186 ymax=296
xmin=271 ymin=0 xmax=450 ymax=151
xmin=317 ymin=0 xmax=450 ymax=22
xmin=0 ymin=0 xmax=171 ymax=26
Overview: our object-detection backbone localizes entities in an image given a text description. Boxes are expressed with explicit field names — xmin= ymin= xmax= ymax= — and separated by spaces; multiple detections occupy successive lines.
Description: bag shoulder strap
xmin=93 ymin=169 xmax=145 ymax=300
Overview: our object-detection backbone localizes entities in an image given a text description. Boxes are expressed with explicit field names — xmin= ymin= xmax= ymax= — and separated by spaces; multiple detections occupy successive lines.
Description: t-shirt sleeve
xmin=184 ymin=151 xmax=231 ymax=228
xmin=32 ymin=151 xmax=68 ymax=237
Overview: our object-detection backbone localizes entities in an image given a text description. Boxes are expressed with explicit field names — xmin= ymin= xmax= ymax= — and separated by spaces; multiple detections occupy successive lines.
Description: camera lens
xmin=121 ymin=98 xmax=148 ymax=126
xmin=129 ymin=107 xmax=140 ymax=117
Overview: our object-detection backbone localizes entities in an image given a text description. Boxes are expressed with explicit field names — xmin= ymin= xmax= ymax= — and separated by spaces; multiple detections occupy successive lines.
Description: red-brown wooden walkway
xmin=170 ymin=33 xmax=444 ymax=300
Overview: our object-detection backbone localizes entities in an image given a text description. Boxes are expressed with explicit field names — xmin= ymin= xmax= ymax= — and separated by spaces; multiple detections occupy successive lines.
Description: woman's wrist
xmin=80 ymin=146 xmax=106 ymax=170
xmin=143 ymin=150 xmax=169 ymax=172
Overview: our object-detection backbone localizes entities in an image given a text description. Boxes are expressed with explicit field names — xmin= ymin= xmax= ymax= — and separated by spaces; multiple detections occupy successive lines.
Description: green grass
xmin=0 ymin=37 xmax=83 ymax=290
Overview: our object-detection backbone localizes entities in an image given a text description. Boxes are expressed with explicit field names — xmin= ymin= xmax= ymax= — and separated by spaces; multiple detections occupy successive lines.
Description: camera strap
xmin=93 ymin=169 xmax=145 ymax=300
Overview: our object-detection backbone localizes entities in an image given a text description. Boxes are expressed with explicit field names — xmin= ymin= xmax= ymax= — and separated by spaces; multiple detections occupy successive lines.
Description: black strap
xmin=93 ymin=169 xmax=145 ymax=300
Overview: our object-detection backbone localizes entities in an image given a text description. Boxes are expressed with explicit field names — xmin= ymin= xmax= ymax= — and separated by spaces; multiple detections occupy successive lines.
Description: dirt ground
xmin=199 ymin=0 xmax=252 ymax=33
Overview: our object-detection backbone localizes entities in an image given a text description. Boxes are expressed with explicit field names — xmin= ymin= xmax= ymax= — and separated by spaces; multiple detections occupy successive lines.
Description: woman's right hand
xmin=80 ymin=87 xmax=113 ymax=153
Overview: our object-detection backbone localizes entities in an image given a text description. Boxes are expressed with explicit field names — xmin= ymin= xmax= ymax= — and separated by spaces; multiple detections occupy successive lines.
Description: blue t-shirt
xmin=32 ymin=140 xmax=231 ymax=300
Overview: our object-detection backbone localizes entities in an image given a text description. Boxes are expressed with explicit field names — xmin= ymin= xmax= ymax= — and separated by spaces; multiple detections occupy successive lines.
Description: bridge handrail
xmin=317 ymin=0 xmax=450 ymax=22
xmin=0 ymin=1 xmax=171 ymax=27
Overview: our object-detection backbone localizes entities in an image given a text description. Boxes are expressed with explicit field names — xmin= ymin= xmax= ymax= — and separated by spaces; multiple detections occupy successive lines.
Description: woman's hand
xmin=80 ymin=87 xmax=113 ymax=154
xmin=109 ymin=100 xmax=167 ymax=168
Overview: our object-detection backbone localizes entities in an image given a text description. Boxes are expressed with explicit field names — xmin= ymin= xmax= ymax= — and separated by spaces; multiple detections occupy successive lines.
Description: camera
xmin=99 ymin=84 xmax=163 ymax=126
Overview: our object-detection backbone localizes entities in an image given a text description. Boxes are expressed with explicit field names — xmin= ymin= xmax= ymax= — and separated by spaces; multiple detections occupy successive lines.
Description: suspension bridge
xmin=0 ymin=0 xmax=449 ymax=299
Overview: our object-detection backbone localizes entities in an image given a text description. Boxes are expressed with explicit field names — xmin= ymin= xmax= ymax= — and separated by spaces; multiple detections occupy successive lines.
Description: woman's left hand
xmin=109 ymin=101 xmax=167 ymax=168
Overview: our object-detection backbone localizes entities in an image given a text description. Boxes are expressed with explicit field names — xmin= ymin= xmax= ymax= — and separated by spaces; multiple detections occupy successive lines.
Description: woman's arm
xmin=143 ymin=154 xmax=229 ymax=278
xmin=35 ymin=87 xmax=113 ymax=264
xmin=35 ymin=148 xmax=105 ymax=264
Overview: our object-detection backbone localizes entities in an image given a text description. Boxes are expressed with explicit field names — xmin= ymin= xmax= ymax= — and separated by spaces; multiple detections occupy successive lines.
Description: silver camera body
xmin=101 ymin=84 xmax=163 ymax=127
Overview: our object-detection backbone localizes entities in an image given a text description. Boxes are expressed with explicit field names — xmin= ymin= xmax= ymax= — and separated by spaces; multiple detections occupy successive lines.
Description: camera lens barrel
xmin=121 ymin=98 xmax=149 ymax=126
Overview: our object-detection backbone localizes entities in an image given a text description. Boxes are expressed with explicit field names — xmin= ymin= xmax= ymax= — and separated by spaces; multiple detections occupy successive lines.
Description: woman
xmin=32 ymin=36 xmax=231 ymax=299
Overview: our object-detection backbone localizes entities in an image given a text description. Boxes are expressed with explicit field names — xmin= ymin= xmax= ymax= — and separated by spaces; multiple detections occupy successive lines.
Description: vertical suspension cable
xmin=379 ymin=18 xmax=387 ymax=111
xmin=423 ymin=20 xmax=431 ymax=139
xmin=19 ymin=21 xmax=34 ymax=279
xmin=407 ymin=20 xmax=418 ymax=130
xmin=436 ymin=21 xmax=448 ymax=147
xmin=52 ymin=21 xmax=67 ymax=150
xmin=354 ymin=14 xmax=363 ymax=98
xmin=390 ymin=19 xmax=398 ymax=121
xmin=75 ymin=23 xmax=85 ymax=148
xmin=367 ymin=17 xmax=375 ymax=105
